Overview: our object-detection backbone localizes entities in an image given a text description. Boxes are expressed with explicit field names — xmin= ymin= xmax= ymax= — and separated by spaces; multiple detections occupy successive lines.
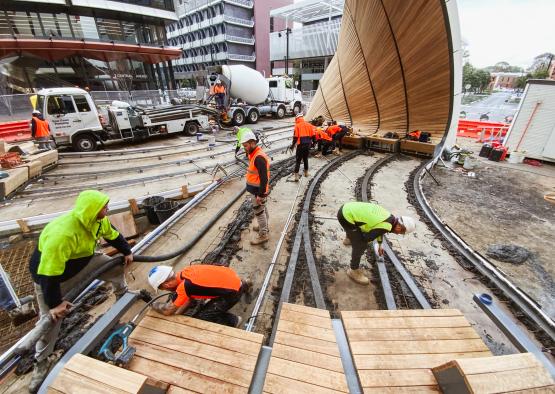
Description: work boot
xmin=304 ymin=170 xmax=309 ymax=177
xmin=343 ymin=237 xmax=351 ymax=246
xmin=347 ymin=268 xmax=369 ymax=285
xmin=252 ymin=221 xmax=268 ymax=232
xmin=314 ymin=153 xmax=322 ymax=158
xmin=293 ymin=173 xmax=299 ymax=182
xmin=29 ymin=359 xmax=51 ymax=394
xmin=332 ymin=150 xmax=340 ymax=156
xmin=250 ymin=234 xmax=269 ymax=245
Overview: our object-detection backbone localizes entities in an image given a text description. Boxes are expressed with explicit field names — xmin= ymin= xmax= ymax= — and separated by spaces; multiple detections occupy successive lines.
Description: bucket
xmin=508 ymin=151 xmax=525 ymax=164
xmin=142 ymin=196 xmax=165 ymax=225
xmin=479 ymin=144 xmax=492 ymax=158
xmin=463 ymin=156 xmax=478 ymax=170
xmin=154 ymin=201 xmax=180 ymax=223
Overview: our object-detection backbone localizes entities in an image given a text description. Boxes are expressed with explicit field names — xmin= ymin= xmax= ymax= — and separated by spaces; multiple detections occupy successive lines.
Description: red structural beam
xmin=0 ymin=38 xmax=182 ymax=64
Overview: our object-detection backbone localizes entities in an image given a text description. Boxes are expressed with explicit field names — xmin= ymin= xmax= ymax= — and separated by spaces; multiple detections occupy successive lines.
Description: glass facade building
xmin=0 ymin=1 xmax=179 ymax=92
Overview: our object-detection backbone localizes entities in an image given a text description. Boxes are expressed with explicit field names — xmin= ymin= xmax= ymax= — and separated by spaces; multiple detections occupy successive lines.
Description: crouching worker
xmin=337 ymin=202 xmax=416 ymax=285
xmin=148 ymin=265 xmax=250 ymax=328
xmin=28 ymin=190 xmax=133 ymax=392
xmin=313 ymin=127 xmax=335 ymax=157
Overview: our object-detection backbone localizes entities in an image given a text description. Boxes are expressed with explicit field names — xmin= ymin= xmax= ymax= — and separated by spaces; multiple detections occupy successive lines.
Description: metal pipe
xmin=245 ymin=180 xmax=303 ymax=332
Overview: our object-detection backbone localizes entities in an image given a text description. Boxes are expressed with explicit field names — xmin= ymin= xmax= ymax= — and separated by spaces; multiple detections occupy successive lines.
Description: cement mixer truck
xmin=207 ymin=65 xmax=304 ymax=126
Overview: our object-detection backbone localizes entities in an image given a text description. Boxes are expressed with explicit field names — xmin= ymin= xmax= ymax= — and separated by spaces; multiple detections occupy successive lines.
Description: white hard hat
xmin=215 ymin=79 xmax=221 ymax=84
xmin=239 ymin=130 xmax=257 ymax=144
xmin=147 ymin=265 xmax=173 ymax=293
xmin=32 ymin=110 xmax=41 ymax=114
xmin=295 ymin=113 xmax=304 ymax=118
xmin=399 ymin=216 xmax=416 ymax=234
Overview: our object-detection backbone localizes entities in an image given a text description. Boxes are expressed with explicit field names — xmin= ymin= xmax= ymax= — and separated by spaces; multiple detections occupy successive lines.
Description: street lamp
xmin=278 ymin=28 xmax=291 ymax=75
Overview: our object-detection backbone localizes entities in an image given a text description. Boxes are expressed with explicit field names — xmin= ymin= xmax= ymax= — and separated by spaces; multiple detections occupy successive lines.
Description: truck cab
xmin=36 ymin=88 xmax=103 ymax=151
xmin=267 ymin=76 xmax=303 ymax=116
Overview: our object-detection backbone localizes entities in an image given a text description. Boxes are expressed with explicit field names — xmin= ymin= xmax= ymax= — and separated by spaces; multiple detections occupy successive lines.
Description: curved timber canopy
xmin=307 ymin=0 xmax=460 ymax=142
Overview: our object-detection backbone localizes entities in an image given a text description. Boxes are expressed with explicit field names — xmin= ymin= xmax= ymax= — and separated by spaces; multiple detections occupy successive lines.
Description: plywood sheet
xmin=108 ymin=211 xmax=138 ymax=238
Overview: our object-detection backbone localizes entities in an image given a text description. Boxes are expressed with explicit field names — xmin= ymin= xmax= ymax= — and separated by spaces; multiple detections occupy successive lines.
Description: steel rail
xmin=414 ymin=161 xmax=555 ymax=342
xmin=359 ymin=154 xmax=431 ymax=309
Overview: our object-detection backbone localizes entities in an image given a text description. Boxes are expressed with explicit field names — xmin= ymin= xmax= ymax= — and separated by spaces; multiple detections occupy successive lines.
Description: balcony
xmin=223 ymin=15 xmax=254 ymax=28
xmin=225 ymin=34 xmax=255 ymax=45
xmin=181 ymin=34 xmax=226 ymax=50
xmin=228 ymin=53 xmax=256 ymax=62
xmin=176 ymin=0 xmax=252 ymax=17
xmin=224 ymin=0 xmax=254 ymax=9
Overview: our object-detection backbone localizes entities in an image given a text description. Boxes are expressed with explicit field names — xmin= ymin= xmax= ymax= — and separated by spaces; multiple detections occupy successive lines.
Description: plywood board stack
xmin=48 ymin=353 xmax=149 ymax=393
xmin=263 ymin=302 xmax=349 ymax=393
xmin=341 ymin=309 xmax=491 ymax=392
xmin=127 ymin=310 xmax=263 ymax=393
xmin=432 ymin=352 xmax=555 ymax=393
xmin=32 ymin=149 xmax=58 ymax=168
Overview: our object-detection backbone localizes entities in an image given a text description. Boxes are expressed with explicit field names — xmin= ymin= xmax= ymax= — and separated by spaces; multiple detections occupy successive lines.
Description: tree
xmin=462 ymin=63 xmax=491 ymax=93
xmin=529 ymin=52 xmax=554 ymax=73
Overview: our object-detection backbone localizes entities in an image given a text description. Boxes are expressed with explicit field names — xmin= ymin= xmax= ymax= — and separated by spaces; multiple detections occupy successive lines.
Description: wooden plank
xmin=275 ymin=331 xmax=340 ymax=357
xmin=465 ymin=367 xmax=555 ymax=392
xmin=50 ymin=369 xmax=128 ymax=394
xmin=358 ymin=369 xmax=437 ymax=388
xmin=146 ymin=310 xmax=263 ymax=344
xmin=131 ymin=326 xmax=258 ymax=371
xmin=345 ymin=327 xmax=480 ymax=341
xmin=272 ymin=343 xmax=344 ymax=373
xmin=362 ymin=387 xmax=440 ymax=393
xmin=354 ymin=352 xmax=492 ymax=370
xmin=129 ymin=339 xmax=253 ymax=388
xmin=277 ymin=319 xmax=337 ymax=342
xmin=128 ymin=356 xmax=246 ymax=394
xmin=65 ymin=354 xmax=147 ymax=393
xmin=350 ymin=339 xmax=489 ymax=355
xmin=167 ymin=386 xmax=199 ymax=394
xmin=508 ymin=387 xmax=555 ymax=393
xmin=108 ymin=211 xmax=138 ymax=238
xmin=139 ymin=315 xmax=261 ymax=356
xmin=342 ymin=316 xmax=471 ymax=330
xmin=128 ymin=199 xmax=139 ymax=215
xmin=281 ymin=302 xmax=331 ymax=318
xmin=452 ymin=353 xmax=542 ymax=375
xmin=267 ymin=357 xmax=348 ymax=392
xmin=46 ymin=389 xmax=65 ymax=394
xmin=341 ymin=309 xmax=462 ymax=318
xmin=263 ymin=373 xmax=343 ymax=394
xmin=16 ymin=219 xmax=30 ymax=233
xmin=279 ymin=308 xmax=333 ymax=329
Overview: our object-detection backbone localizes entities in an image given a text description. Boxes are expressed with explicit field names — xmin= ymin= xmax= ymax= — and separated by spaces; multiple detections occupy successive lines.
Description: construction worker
xmin=148 ymin=265 xmax=250 ymax=327
xmin=337 ymin=202 xmax=416 ymax=285
xmin=313 ymin=127 xmax=335 ymax=157
xmin=31 ymin=110 xmax=52 ymax=150
xmin=214 ymin=79 xmax=226 ymax=109
xmin=291 ymin=113 xmax=315 ymax=181
xmin=28 ymin=190 xmax=133 ymax=391
xmin=241 ymin=130 xmax=270 ymax=245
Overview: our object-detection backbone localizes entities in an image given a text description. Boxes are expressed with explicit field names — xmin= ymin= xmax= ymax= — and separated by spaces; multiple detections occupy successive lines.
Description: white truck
xmin=209 ymin=65 xmax=304 ymax=126
xmin=35 ymin=88 xmax=211 ymax=152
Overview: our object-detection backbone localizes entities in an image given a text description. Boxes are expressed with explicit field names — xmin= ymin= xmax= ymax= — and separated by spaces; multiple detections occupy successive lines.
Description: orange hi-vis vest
xmin=214 ymin=84 xmax=226 ymax=94
xmin=315 ymin=128 xmax=332 ymax=141
xmin=246 ymin=146 xmax=270 ymax=194
xmin=327 ymin=125 xmax=341 ymax=136
xmin=33 ymin=116 xmax=50 ymax=138
xmin=294 ymin=117 xmax=314 ymax=145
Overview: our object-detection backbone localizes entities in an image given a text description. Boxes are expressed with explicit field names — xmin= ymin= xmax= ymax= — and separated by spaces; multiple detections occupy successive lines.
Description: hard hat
xmin=32 ymin=110 xmax=41 ymax=114
xmin=215 ymin=79 xmax=221 ymax=84
xmin=399 ymin=216 xmax=416 ymax=234
xmin=239 ymin=130 xmax=257 ymax=144
xmin=295 ymin=113 xmax=304 ymax=118
xmin=147 ymin=265 xmax=173 ymax=292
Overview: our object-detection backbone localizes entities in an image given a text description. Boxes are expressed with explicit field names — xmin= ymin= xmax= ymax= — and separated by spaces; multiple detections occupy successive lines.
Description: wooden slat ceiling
xmin=306 ymin=0 xmax=453 ymax=137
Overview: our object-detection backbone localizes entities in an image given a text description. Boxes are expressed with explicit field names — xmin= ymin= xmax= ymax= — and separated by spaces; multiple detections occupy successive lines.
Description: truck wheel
xmin=184 ymin=122 xmax=199 ymax=136
xmin=247 ymin=110 xmax=259 ymax=124
xmin=275 ymin=106 xmax=285 ymax=119
xmin=72 ymin=134 xmax=97 ymax=152
xmin=293 ymin=103 xmax=301 ymax=115
xmin=233 ymin=111 xmax=245 ymax=126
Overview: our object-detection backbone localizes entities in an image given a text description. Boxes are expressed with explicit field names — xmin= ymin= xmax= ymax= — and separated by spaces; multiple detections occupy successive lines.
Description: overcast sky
xmin=458 ymin=0 xmax=555 ymax=69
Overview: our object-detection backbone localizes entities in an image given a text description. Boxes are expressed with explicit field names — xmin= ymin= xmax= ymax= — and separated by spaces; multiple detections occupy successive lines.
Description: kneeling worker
xmin=337 ymin=202 xmax=416 ymax=285
xmin=148 ymin=265 xmax=249 ymax=327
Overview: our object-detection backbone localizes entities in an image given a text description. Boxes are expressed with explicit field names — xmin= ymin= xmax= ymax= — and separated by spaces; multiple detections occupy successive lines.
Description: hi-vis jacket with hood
xmin=30 ymin=190 xmax=131 ymax=308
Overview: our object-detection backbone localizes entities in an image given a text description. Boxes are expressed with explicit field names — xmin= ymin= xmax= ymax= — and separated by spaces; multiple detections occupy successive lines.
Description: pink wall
xmin=254 ymin=0 xmax=293 ymax=77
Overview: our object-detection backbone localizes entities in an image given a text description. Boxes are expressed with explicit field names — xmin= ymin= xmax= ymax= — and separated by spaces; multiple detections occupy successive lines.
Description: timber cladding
xmin=307 ymin=0 xmax=453 ymax=138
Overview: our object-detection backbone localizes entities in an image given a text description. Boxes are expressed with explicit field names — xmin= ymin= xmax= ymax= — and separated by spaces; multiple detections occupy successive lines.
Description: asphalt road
xmin=460 ymin=91 xmax=520 ymax=123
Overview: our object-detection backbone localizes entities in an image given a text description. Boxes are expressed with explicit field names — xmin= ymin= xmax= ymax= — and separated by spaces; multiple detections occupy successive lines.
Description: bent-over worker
xmin=313 ymin=127 xmax=335 ymax=157
xmin=291 ymin=113 xmax=315 ymax=181
xmin=31 ymin=110 xmax=52 ymax=150
xmin=28 ymin=190 xmax=133 ymax=392
xmin=241 ymin=130 xmax=271 ymax=245
xmin=337 ymin=202 xmax=416 ymax=285
xmin=148 ymin=265 xmax=250 ymax=327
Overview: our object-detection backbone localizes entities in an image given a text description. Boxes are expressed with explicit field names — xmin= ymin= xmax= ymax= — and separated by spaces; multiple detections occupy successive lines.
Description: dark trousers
xmin=337 ymin=207 xmax=368 ymax=270
xmin=333 ymin=131 xmax=347 ymax=150
xmin=215 ymin=93 xmax=225 ymax=108
xmin=318 ymin=140 xmax=335 ymax=155
xmin=194 ymin=282 xmax=245 ymax=327
xmin=294 ymin=143 xmax=310 ymax=173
